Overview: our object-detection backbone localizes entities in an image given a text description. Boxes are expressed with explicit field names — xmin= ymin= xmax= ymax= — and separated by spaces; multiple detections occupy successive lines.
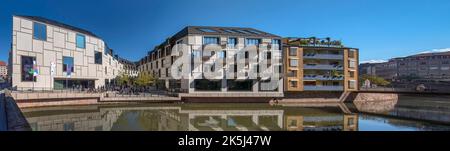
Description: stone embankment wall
xmin=351 ymin=92 xmax=399 ymax=102
xmin=350 ymin=92 xmax=399 ymax=114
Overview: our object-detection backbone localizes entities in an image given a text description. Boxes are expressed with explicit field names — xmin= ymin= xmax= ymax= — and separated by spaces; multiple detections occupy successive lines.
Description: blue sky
xmin=1 ymin=0 xmax=450 ymax=63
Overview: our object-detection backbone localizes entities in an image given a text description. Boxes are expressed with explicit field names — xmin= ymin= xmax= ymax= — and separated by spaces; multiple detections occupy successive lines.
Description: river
xmin=15 ymin=94 xmax=450 ymax=131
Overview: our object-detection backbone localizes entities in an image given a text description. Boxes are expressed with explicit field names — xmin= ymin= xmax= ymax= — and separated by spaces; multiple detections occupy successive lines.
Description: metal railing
xmin=359 ymin=85 xmax=450 ymax=94
xmin=105 ymin=91 xmax=179 ymax=98
xmin=304 ymin=86 xmax=344 ymax=91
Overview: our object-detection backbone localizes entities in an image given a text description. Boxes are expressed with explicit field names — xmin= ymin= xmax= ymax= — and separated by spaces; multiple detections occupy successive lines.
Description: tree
xmin=134 ymin=72 xmax=156 ymax=87
xmin=359 ymin=74 xmax=390 ymax=86
xmin=116 ymin=73 xmax=131 ymax=86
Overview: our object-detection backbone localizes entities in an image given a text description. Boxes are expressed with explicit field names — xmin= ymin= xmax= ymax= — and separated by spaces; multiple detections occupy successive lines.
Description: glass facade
xmin=33 ymin=22 xmax=47 ymax=41
xmin=76 ymin=34 xmax=86 ymax=48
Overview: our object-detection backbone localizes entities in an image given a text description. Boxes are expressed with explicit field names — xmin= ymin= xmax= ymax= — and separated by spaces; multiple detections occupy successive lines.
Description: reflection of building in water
xmin=23 ymin=106 xmax=122 ymax=131
xmin=21 ymin=104 xmax=359 ymax=131
xmin=181 ymin=109 xmax=284 ymax=131
xmin=283 ymin=108 xmax=358 ymax=131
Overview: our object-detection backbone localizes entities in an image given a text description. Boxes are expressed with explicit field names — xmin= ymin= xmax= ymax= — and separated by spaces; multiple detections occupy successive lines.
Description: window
xmin=267 ymin=52 xmax=272 ymax=59
xmin=63 ymin=56 xmax=74 ymax=73
xmin=228 ymin=38 xmax=237 ymax=48
xmin=349 ymin=60 xmax=356 ymax=68
xmin=289 ymin=47 xmax=297 ymax=56
xmin=245 ymin=51 xmax=249 ymax=59
xmin=287 ymin=70 xmax=297 ymax=77
xmin=245 ymin=38 xmax=261 ymax=46
xmin=203 ymin=37 xmax=219 ymax=45
xmin=33 ymin=22 xmax=47 ymax=41
xmin=198 ymin=28 xmax=217 ymax=33
xmin=349 ymin=71 xmax=355 ymax=78
xmin=166 ymin=68 xmax=169 ymax=77
xmin=192 ymin=50 xmax=201 ymax=58
xmin=76 ymin=34 xmax=86 ymax=49
xmin=21 ymin=56 xmax=36 ymax=82
xmin=290 ymin=81 xmax=298 ymax=88
xmin=349 ymin=80 xmax=356 ymax=89
xmin=218 ymin=51 xmax=226 ymax=59
xmin=290 ymin=59 xmax=298 ymax=67
xmin=94 ymin=51 xmax=102 ymax=64
xmin=272 ymin=39 xmax=281 ymax=50
xmin=222 ymin=29 xmax=237 ymax=33
xmin=348 ymin=49 xmax=356 ymax=58
xmin=245 ymin=29 xmax=263 ymax=35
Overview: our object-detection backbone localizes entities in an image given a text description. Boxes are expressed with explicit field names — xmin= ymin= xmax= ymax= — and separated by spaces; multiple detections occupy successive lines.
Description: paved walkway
xmin=0 ymin=93 xmax=7 ymax=131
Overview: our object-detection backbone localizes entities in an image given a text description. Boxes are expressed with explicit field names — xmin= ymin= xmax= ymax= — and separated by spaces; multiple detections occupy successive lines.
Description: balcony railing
xmin=303 ymin=75 xmax=344 ymax=81
xmin=304 ymin=86 xmax=344 ymax=91
xmin=303 ymin=54 xmax=343 ymax=60
xmin=304 ymin=64 xmax=343 ymax=70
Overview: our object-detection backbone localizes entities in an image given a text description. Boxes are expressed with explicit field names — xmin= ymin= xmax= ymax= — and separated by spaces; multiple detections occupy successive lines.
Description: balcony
xmin=303 ymin=53 xmax=343 ymax=60
xmin=304 ymin=64 xmax=343 ymax=70
xmin=303 ymin=86 xmax=343 ymax=91
xmin=303 ymin=75 xmax=344 ymax=81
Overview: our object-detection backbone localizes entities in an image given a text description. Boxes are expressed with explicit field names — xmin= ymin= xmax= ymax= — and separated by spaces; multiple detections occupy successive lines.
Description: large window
xmin=245 ymin=38 xmax=261 ymax=46
xmin=203 ymin=37 xmax=219 ymax=45
xmin=63 ymin=56 xmax=74 ymax=73
xmin=76 ymin=34 xmax=86 ymax=49
xmin=94 ymin=51 xmax=102 ymax=64
xmin=194 ymin=79 xmax=221 ymax=91
xmin=227 ymin=80 xmax=253 ymax=91
xmin=33 ymin=22 xmax=47 ymax=41
xmin=21 ymin=56 xmax=36 ymax=82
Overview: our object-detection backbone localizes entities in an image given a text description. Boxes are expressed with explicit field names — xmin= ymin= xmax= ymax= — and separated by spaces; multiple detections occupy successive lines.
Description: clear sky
xmin=1 ymin=0 xmax=450 ymax=63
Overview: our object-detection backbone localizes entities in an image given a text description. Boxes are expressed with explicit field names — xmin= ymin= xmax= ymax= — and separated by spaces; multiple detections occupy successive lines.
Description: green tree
xmin=116 ymin=73 xmax=131 ymax=86
xmin=134 ymin=72 xmax=156 ymax=87
xmin=359 ymin=74 xmax=390 ymax=86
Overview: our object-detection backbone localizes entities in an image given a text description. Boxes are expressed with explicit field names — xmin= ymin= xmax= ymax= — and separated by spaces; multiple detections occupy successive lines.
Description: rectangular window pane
xmin=289 ymin=47 xmax=297 ymax=56
xmin=290 ymin=59 xmax=298 ymax=67
xmin=95 ymin=51 xmax=102 ymax=64
xmin=63 ymin=56 xmax=74 ymax=73
xmin=203 ymin=37 xmax=219 ymax=45
xmin=272 ymin=39 xmax=281 ymax=50
xmin=228 ymin=38 xmax=237 ymax=48
xmin=21 ymin=56 xmax=36 ymax=82
xmin=245 ymin=38 xmax=261 ymax=46
xmin=76 ymin=34 xmax=86 ymax=48
xmin=33 ymin=22 xmax=47 ymax=41
xmin=290 ymin=81 xmax=298 ymax=88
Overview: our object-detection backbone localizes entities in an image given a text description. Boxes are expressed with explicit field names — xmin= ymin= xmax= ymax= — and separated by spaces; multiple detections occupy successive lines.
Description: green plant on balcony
xmin=330 ymin=70 xmax=343 ymax=77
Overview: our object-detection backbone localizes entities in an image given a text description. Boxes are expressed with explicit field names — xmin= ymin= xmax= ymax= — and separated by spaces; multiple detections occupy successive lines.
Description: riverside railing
xmin=105 ymin=91 xmax=179 ymax=98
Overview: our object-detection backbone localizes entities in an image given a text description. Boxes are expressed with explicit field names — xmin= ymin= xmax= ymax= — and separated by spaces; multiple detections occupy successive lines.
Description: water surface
xmin=21 ymin=95 xmax=450 ymax=131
